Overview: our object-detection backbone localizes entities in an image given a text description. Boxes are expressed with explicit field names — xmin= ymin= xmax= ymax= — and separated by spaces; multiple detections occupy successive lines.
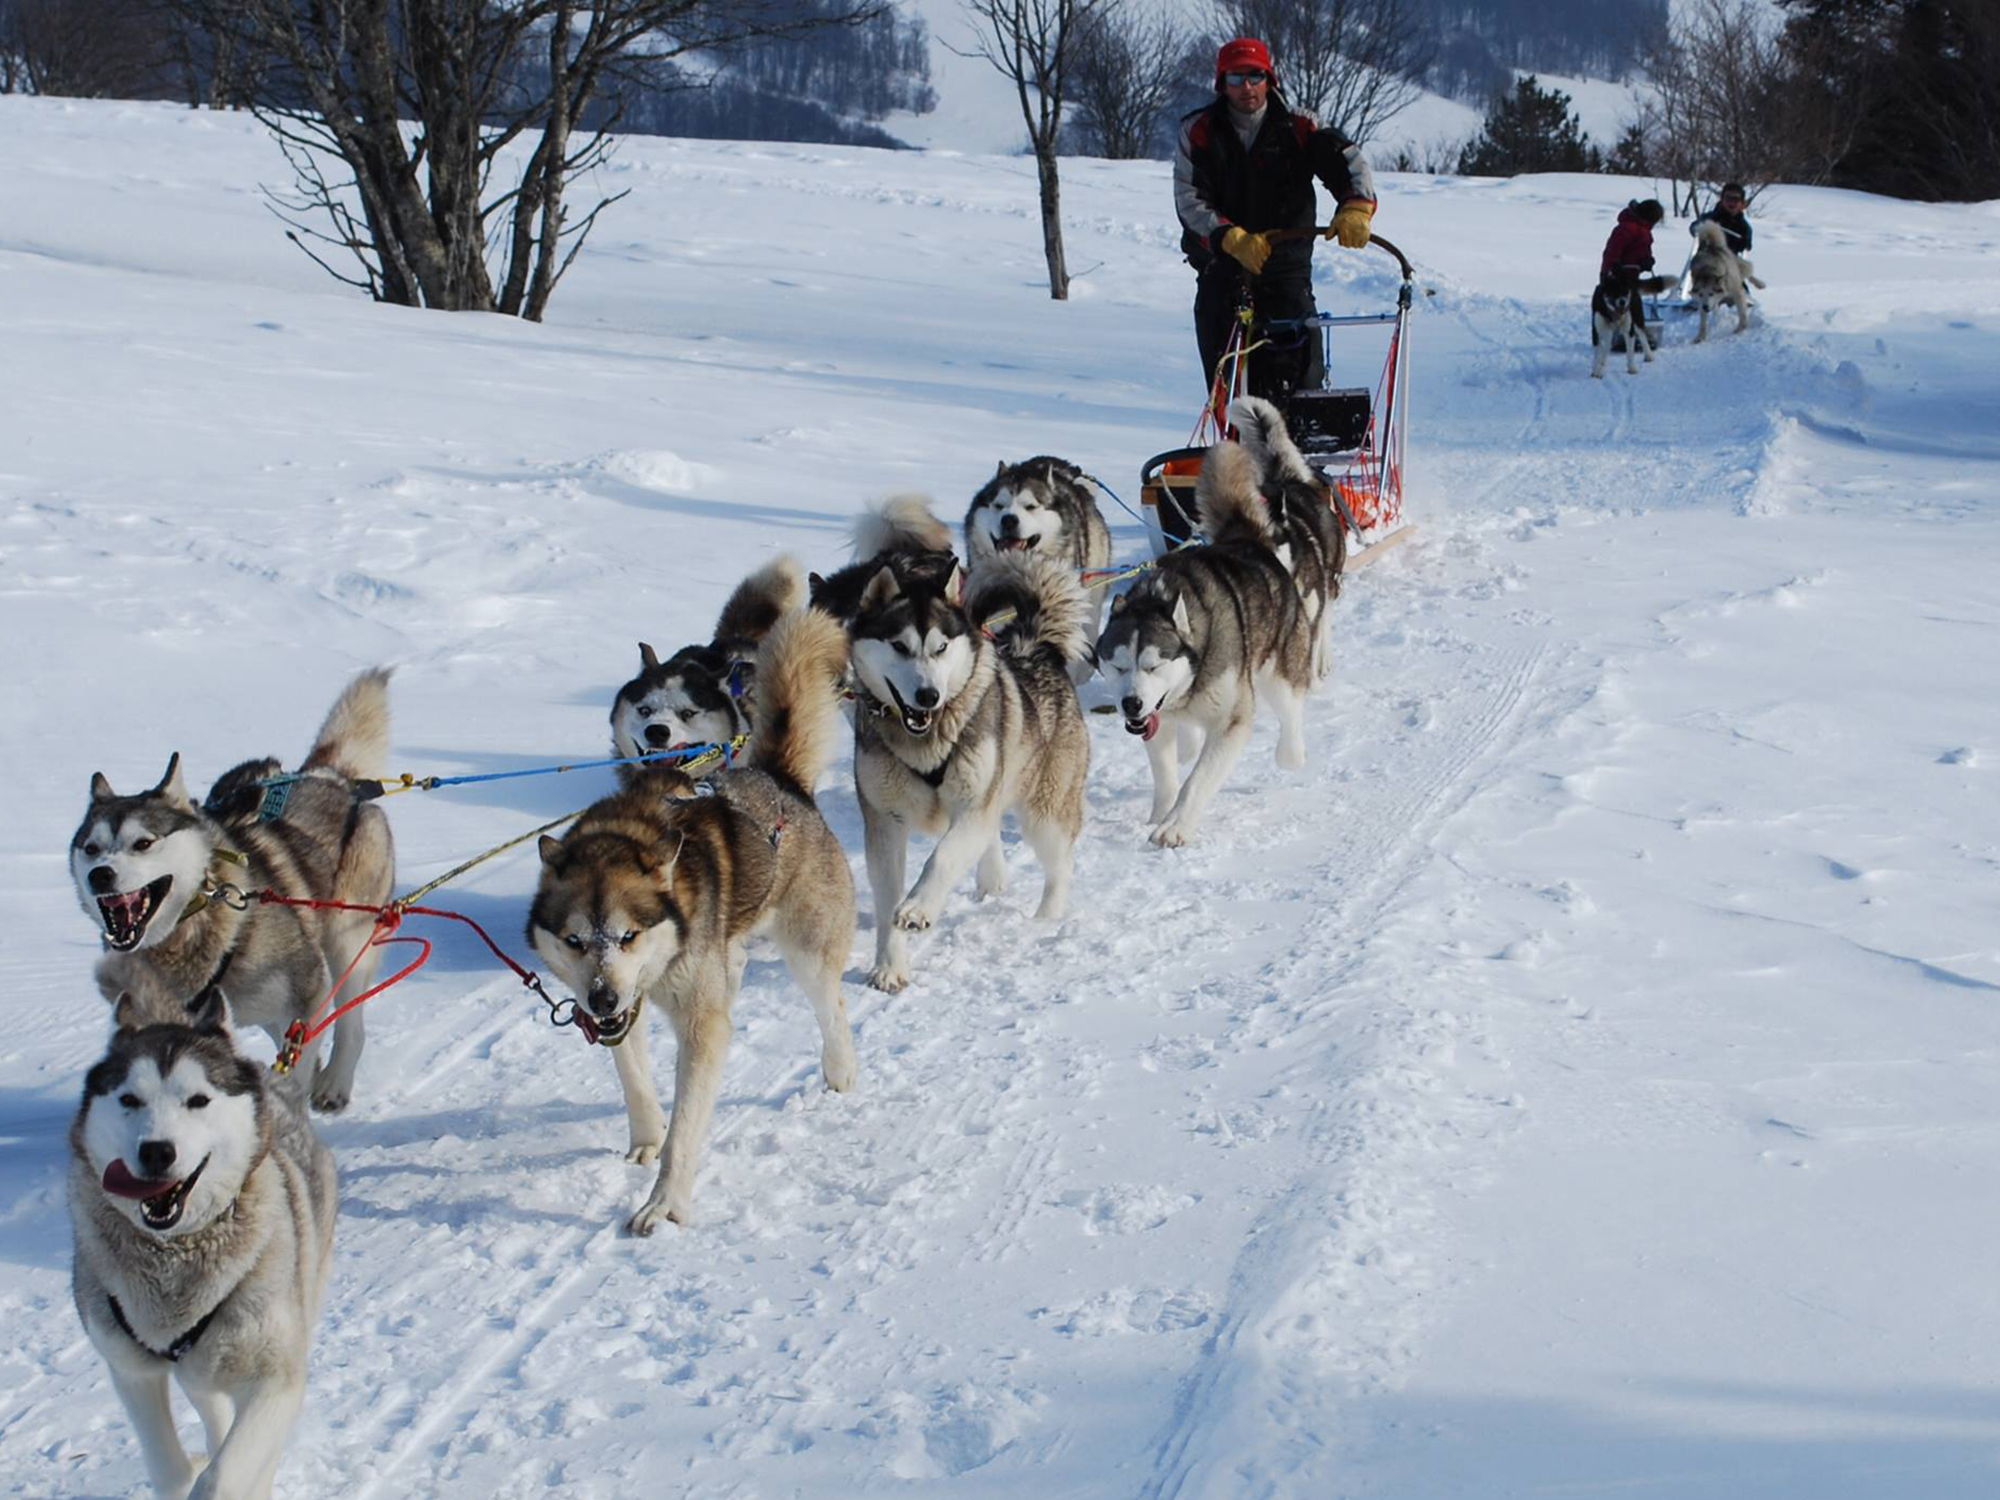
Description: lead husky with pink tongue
xmin=70 ymin=987 xmax=336 ymax=1500
xmin=1094 ymin=440 xmax=1313 ymax=847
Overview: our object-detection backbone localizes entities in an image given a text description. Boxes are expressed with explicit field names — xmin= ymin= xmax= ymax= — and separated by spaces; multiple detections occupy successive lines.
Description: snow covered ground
xmin=4 ymin=98 xmax=1999 ymax=1498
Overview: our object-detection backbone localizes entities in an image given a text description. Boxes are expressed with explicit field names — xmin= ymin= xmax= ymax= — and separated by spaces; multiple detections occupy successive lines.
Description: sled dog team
xmin=60 ymin=397 xmax=1344 ymax=1497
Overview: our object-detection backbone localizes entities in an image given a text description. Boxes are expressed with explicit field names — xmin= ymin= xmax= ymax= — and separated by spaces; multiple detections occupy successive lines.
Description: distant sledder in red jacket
xmin=1599 ymin=198 xmax=1666 ymax=330
xmin=1173 ymin=36 xmax=1377 ymax=404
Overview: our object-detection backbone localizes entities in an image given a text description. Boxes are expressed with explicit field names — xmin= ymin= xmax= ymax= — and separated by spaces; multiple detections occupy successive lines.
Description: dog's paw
xmin=627 ymin=1199 xmax=689 ymax=1237
xmin=974 ymin=867 xmax=1006 ymax=900
xmin=1148 ymin=818 xmax=1193 ymax=849
xmin=868 ymin=961 xmax=910 ymax=994
xmin=309 ymin=1073 xmax=353 ymax=1113
xmin=823 ymin=1047 xmax=860 ymax=1092
xmin=1277 ymin=742 xmax=1306 ymax=772
xmin=625 ymin=1140 xmax=663 ymax=1166
xmin=892 ymin=898 xmax=936 ymax=933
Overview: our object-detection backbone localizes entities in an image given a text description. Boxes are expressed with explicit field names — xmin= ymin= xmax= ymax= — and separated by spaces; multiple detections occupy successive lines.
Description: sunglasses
xmin=1221 ymin=70 xmax=1269 ymax=86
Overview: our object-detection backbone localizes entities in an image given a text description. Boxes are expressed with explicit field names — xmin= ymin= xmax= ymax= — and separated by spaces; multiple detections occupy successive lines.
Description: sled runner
xmin=1141 ymin=233 xmax=1417 ymax=569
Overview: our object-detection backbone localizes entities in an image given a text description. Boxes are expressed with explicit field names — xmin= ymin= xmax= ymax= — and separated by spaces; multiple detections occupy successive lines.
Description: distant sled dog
xmin=68 ymin=671 xmax=396 ymax=1113
xmin=1096 ymin=441 xmax=1312 ymax=847
xmin=71 ymin=988 xmax=337 ymax=1500
xmin=1590 ymin=275 xmax=1671 ymax=378
xmin=849 ymin=548 xmax=1092 ymax=993
xmin=808 ymin=494 xmax=960 ymax=628
xmin=964 ymin=457 xmax=1113 ymax=676
xmin=1226 ymin=396 xmax=1346 ymax=683
xmin=610 ymin=555 xmax=804 ymax=784
xmin=530 ymin=608 xmax=859 ymax=1235
xmin=1689 ymin=220 xmax=1766 ymax=342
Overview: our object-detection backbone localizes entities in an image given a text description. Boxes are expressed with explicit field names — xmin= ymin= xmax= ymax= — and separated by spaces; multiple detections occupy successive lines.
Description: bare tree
xmin=1639 ymin=0 xmax=1793 ymax=210
xmin=1067 ymin=2 xmax=1193 ymax=159
xmin=0 ymin=0 xmax=172 ymax=97
xmin=190 ymin=0 xmax=879 ymax=320
xmin=1208 ymin=0 xmax=1432 ymax=144
xmin=961 ymin=0 xmax=1110 ymax=299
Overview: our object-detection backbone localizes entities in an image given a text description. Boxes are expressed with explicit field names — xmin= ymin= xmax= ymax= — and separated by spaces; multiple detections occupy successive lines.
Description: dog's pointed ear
xmin=639 ymin=642 xmax=660 ymax=672
xmin=993 ymin=459 xmax=1007 ymax=479
xmin=91 ymin=771 xmax=118 ymax=804
xmin=112 ymin=992 xmax=147 ymax=1033
xmin=154 ymin=754 xmax=193 ymax=810
xmin=1171 ymin=592 xmax=1193 ymax=638
xmin=859 ymin=564 xmax=901 ymax=612
xmin=947 ymin=563 xmax=966 ymax=608
xmin=1110 ymin=589 xmax=1127 ymax=616
xmin=187 ymin=985 xmax=233 ymax=1035
xmin=537 ymin=834 xmax=565 ymax=868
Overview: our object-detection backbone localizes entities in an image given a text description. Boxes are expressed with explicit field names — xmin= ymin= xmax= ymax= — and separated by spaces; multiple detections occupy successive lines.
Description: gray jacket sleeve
xmin=1174 ymin=115 xmax=1231 ymax=252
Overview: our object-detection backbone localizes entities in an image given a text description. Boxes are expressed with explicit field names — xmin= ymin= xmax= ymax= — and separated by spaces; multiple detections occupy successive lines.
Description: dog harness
xmin=107 ymin=1294 xmax=220 ymax=1363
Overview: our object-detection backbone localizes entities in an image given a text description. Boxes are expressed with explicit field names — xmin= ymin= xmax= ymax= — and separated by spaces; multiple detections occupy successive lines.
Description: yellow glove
xmin=1220 ymin=226 xmax=1272 ymax=276
xmin=1329 ymin=201 xmax=1374 ymax=249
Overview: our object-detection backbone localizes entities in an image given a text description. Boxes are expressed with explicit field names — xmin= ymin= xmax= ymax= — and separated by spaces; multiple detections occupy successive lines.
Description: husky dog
xmin=1590 ymin=275 xmax=1672 ymax=377
xmin=965 ymin=457 xmax=1113 ymax=674
xmin=70 ymin=671 xmax=395 ymax=1112
xmin=850 ymin=548 xmax=1091 ymax=993
xmin=611 ymin=555 xmax=805 ymax=784
xmin=1689 ymin=220 xmax=1766 ymax=342
xmin=809 ymin=493 xmax=959 ymax=627
xmin=1227 ymin=396 xmax=1346 ymax=682
xmin=70 ymin=988 xmax=336 ymax=1500
xmin=530 ymin=608 xmax=859 ymax=1234
xmin=1097 ymin=442 xmax=1312 ymax=847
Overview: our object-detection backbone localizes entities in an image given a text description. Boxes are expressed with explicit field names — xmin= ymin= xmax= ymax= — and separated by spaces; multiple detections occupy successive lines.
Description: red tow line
xmin=252 ymin=892 xmax=598 ymax=1073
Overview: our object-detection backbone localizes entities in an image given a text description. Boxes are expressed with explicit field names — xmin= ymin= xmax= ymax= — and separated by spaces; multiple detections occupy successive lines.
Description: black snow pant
xmin=1194 ymin=266 xmax=1326 ymax=407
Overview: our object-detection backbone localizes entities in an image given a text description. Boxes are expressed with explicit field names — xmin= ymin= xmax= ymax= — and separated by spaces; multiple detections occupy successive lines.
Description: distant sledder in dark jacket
xmin=1690 ymin=182 xmax=1753 ymax=257
xmin=1173 ymin=36 xmax=1377 ymax=404
xmin=1600 ymin=198 xmax=1665 ymax=329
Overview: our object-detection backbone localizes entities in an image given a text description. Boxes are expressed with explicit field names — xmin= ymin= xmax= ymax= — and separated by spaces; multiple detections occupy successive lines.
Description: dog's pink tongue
xmin=102 ymin=1159 xmax=177 ymax=1201
xmin=1141 ymin=713 xmax=1160 ymax=743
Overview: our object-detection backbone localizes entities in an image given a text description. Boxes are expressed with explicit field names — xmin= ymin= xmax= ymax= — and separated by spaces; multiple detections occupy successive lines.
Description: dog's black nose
xmin=586 ymin=981 xmax=619 ymax=1017
xmin=88 ymin=865 xmax=118 ymax=894
xmin=137 ymin=1139 xmax=176 ymax=1177
xmin=999 ymin=513 xmax=1020 ymax=535
xmin=644 ymin=724 xmax=672 ymax=747
xmin=1121 ymin=695 xmax=1144 ymax=719
xmin=914 ymin=686 xmax=940 ymax=709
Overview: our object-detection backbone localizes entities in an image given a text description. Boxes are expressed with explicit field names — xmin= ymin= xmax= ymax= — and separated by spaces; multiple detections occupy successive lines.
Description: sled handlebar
xmin=1266 ymin=228 xmax=1415 ymax=281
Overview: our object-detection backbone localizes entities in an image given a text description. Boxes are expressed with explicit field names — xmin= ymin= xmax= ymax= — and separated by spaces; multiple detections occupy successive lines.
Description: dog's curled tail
xmin=965 ymin=551 xmax=1092 ymax=669
xmin=1228 ymin=395 xmax=1315 ymax=487
xmin=1195 ymin=441 xmax=1279 ymax=547
xmin=750 ymin=609 xmax=851 ymax=799
xmin=852 ymin=494 xmax=952 ymax=562
xmin=302 ymin=668 xmax=392 ymax=780
xmin=713 ymin=554 xmax=805 ymax=649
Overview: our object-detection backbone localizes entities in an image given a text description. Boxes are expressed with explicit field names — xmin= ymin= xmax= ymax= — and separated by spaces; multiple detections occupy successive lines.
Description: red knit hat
xmin=1214 ymin=37 xmax=1274 ymax=86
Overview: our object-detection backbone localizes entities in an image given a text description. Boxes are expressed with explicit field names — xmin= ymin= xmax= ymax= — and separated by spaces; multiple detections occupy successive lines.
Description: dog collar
xmin=107 ymin=1293 xmax=219 ymax=1363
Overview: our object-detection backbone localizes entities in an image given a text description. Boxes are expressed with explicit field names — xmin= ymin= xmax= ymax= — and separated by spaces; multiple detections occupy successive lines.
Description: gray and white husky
xmin=610 ymin=555 xmax=805 ymax=784
xmin=69 ymin=670 xmax=396 ymax=1112
xmin=965 ymin=457 xmax=1113 ymax=675
xmin=70 ymin=988 xmax=337 ymax=1500
xmin=1689 ymin=219 xmax=1766 ymax=342
xmin=850 ymin=548 xmax=1092 ymax=992
xmin=1228 ymin=396 xmax=1346 ymax=682
xmin=1096 ymin=442 xmax=1313 ymax=847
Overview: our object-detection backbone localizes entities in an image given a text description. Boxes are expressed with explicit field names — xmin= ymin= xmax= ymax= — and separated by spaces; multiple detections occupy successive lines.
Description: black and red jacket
xmin=1174 ymin=96 xmax=1375 ymax=281
xmin=1600 ymin=205 xmax=1657 ymax=282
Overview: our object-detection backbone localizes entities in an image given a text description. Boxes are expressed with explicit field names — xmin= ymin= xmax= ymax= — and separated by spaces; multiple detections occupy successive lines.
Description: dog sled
xmin=1140 ymin=233 xmax=1417 ymax=570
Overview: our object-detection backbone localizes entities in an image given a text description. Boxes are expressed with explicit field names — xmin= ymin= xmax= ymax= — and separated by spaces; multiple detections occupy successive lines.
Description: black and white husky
xmin=1227 ymin=396 xmax=1346 ymax=683
xmin=70 ymin=989 xmax=336 ymax=1500
xmin=965 ymin=457 xmax=1113 ymax=673
xmin=848 ymin=548 xmax=1092 ymax=992
xmin=610 ymin=555 xmax=804 ymax=782
xmin=1591 ymin=276 xmax=1664 ymax=377
xmin=1096 ymin=442 xmax=1313 ymax=847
